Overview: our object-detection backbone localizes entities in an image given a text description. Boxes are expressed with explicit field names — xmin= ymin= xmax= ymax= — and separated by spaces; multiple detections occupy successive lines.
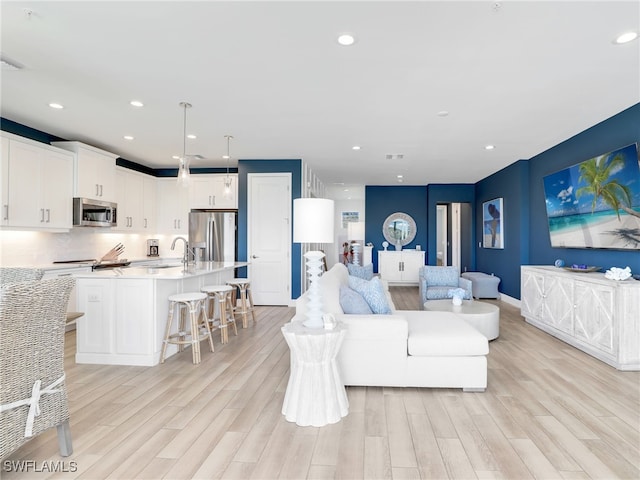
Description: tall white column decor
xmin=293 ymin=198 xmax=335 ymax=329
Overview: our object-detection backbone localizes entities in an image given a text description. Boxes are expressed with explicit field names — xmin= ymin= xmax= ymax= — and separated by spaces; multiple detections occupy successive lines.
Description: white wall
xmin=0 ymin=229 xmax=182 ymax=266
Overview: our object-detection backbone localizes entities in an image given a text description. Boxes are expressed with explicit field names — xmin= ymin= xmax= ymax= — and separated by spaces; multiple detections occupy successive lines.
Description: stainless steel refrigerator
xmin=189 ymin=210 xmax=237 ymax=262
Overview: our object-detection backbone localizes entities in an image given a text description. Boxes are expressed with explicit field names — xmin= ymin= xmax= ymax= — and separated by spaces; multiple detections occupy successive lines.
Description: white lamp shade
xmin=293 ymin=198 xmax=335 ymax=243
xmin=347 ymin=221 xmax=365 ymax=241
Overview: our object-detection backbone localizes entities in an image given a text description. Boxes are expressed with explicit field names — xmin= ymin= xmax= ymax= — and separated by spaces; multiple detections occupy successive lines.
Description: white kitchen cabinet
xmin=42 ymin=266 xmax=91 ymax=331
xmin=77 ymin=279 xmax=114 ymax=355
xmin=190 ymin=174 xmax=238 ymax=209
xmin=1 ymin=134 xmax=74 ymax=230
xmin=114 ymin=167 xmax=155 ymax=232
xmin=142 ymin=175 xmax=156 ymax=232
xmin=521 ymin=266 xmax=640 ymax=370
xmin=52 ymin=141 xmax=117 ymax=202
xmin=156 ymin=178 xmax=189 ymax=233
xmin=378 ymin=250 xmax=425 ymax=284
xmin=0 ymin=136 xmax=8 ymax=226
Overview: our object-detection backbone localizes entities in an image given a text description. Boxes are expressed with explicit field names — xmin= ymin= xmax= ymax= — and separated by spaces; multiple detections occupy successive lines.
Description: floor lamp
xmin=293 ymin=198 xmax=335 ymax=329
xmin=347 ymin=221 xmax=365 ymax=266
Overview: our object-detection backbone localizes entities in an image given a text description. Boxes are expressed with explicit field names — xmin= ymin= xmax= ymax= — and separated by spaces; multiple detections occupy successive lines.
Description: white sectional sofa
xmin=292 ymin=263 xmax=489 ymax=391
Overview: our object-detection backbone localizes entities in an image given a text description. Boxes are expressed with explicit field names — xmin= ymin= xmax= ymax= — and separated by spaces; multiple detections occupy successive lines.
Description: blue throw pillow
xmin=339 ymin=285 xmax=373 ymax=314
xmin=348 ymin=276 xmax=392 ymax=314
xmin=347 ymin=263 xmax=374 ymax=280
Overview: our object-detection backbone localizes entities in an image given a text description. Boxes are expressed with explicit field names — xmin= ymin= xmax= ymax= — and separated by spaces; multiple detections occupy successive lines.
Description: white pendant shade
xmin=293 ymin=198 xmax=335 ymax=243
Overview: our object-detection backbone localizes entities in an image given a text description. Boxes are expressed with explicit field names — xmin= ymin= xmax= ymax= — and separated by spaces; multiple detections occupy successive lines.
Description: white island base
xmin=75 ymin=262 xmax=246 ymax=366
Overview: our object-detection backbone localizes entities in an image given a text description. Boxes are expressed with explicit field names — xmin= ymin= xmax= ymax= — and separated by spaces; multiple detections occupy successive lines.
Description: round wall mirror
xmin=382 ymin=212 xmax=417 ymax=247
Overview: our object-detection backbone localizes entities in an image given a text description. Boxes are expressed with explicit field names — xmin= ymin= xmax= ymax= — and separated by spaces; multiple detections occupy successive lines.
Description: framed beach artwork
xmin=482 ymin=198 xmax=504 ymax=249
xmin=543 ymin=143 xmax=640 ymax=250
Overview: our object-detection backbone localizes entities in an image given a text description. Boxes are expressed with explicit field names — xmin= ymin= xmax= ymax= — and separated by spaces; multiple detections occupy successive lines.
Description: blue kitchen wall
xmin=528 ymin=103 xmax=640 ymax=274
xmin=475 ymin=160 xmax=530 ymax=299
xmin=237 ymin=159 xmax=303 ymax=299
xmin=365 ymin=186 xmax=428 ymax=273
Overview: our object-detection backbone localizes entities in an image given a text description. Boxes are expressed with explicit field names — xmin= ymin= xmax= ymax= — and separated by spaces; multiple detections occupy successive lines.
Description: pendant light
xmin=223 ymin=134 xmax=233 ymax=198
xmin=177 ymin=101 xmax=192 ymax=187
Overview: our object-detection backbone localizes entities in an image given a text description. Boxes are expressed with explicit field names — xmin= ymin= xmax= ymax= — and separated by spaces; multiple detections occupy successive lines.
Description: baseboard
xmin=499 ymin=293 xmax=520 ymax=308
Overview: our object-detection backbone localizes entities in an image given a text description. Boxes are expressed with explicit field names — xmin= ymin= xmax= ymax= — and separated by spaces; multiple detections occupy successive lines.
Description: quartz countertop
xmin=72 ymin=261 xmax=248 ymax=279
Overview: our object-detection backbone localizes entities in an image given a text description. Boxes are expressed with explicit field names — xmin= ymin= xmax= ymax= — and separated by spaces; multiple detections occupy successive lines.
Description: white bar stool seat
xmin=160 ymin=292 xmax=213 ymax=364
xmin=201 ymin=284 xmax=238 ymax=344
xmin=226 ymin=278 xmax=256 ymax=328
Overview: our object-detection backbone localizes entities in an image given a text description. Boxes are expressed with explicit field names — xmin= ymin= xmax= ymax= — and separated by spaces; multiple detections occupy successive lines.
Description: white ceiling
xmin=1 ymin=1 xmax=638 ymax=188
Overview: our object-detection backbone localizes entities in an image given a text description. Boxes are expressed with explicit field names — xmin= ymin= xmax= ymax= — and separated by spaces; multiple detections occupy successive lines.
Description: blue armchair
xmin=419 ymin=266 xmax=473 ymax=307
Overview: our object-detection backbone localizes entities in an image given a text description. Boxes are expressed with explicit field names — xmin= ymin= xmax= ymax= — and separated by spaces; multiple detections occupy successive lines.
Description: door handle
xmin=252 ymin=255 xmax=259 ymax=259
xmin=46 ymin=209 xmax=51 ymax=223
xmin=3 ymin=204 xmax=8 ymax=221
xmin=144 ymin=218 xmax=148 ymax=228
xmin=96 ymin=184 xmax=100 ymax=196
xmin=40 ymin=208 xmax=45 ymax=222
xmin=100 ymin=184 xmax=103 ymax=197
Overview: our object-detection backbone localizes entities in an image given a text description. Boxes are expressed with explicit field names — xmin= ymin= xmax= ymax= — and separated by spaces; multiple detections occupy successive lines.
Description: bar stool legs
xmin=227 ymin=278 xmax=256 ymax=329
xmin=201 ymin=285 xmax=238 ymax=344
xmin=161 ymin=292 xmax=213 ymax=364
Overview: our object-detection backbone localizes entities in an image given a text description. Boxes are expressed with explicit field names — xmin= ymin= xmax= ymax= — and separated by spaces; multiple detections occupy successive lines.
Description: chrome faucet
xmin=171 ymin=236 xmax=190 ymax=269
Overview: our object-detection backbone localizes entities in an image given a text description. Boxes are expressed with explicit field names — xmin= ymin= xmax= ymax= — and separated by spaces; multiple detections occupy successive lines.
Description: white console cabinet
xmin=521 ymin=266 xmax=640 ymax=371
xmin=378 ymin=250 xmax=425 ymax=284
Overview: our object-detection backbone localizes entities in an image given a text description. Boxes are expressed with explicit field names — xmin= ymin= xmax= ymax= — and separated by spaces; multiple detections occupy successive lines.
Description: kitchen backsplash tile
xmin=1 ymin=230 xmax=181 ymax=266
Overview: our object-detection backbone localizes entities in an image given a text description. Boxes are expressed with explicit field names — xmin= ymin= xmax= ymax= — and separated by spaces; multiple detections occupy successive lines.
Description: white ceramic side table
xmin=281 ymin=322 xmax=349 ymax=427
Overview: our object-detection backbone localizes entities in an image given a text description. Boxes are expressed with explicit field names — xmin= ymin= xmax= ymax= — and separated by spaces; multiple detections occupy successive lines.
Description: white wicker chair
xmin=0 ymin=277 xmax=75 ymax=459
xmin=0 ymin=267 xmax=44 ymax=283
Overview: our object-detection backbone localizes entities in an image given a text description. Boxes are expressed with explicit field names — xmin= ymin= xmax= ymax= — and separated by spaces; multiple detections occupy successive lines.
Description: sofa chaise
xmin=292 ymin=263 xmax=489 ymax=391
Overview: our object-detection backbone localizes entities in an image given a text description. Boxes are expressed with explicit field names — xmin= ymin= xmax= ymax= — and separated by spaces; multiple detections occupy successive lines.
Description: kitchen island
xmin=74 ymin=261 xmax=248 ymax=366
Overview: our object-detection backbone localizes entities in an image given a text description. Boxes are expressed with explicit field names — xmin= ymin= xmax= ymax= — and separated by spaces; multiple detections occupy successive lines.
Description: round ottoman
xmin=423 ymin=299 xmax=500 ymax=340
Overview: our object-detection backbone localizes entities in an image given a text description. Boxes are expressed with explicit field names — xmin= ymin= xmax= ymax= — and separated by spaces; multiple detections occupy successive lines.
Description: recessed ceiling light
xmin=337 ymin=34 xmax=355 ymax=46
xmin=352 ymin=145 xmax=361 ymax=150
xmin=437 ymin=110 xmax=449 ymax=117
xmin=485 ymin=145 xmax=495 ymax=150
xmin=222 ymin=155 xmax=230 ymax=159
xmin=614 ymin=31 xmax=638 ymax=44
xmin=124 ymin=135 xmax=134 ymax=141
xmin=172 ymin=155 xmax=180 ymax=160
xmin=130 ymin=100 xmax=144 ymax=107
xmin=187 ymin=134 xmax=196 ymax=139
xmin=49 ymin=103 xmax=64 ymax=109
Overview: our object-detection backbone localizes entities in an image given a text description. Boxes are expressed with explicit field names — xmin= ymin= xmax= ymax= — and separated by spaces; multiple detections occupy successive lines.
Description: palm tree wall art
xmin=543 ymin=143 xmax=640 ymax=250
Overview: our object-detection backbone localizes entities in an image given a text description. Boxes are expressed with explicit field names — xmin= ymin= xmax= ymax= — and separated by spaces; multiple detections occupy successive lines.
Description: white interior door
xmin=436 ymin=205 xmax=448 ymax=266
xmin=248 ymin=173 xmax=291 ymax=305
xmin=451 ymin=202 xmax=461 ymax=270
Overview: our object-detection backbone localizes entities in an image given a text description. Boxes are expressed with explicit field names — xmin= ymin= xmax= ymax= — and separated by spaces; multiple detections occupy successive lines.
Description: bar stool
xmin=201 ymin=284 xmax=238 ymax=344
xmin=226 ymin=278 xmax=256 ymax=328
xmin=160 ymin=292 xmax=213 ymax=365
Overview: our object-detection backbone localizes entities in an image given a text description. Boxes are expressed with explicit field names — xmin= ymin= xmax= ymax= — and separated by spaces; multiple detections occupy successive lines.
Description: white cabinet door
xmin=142 ymin=175 xmax=156 ymax=232
xmin=189 ymin=174 xmax=237 ymax=209
xmin=52 ymin=141 xmax=117 ymax=202
xmin=573 ymin=281 xmax=616 ymax=355
xmin=157 ymin=178 xmax=189 ymax=233
xmin=541 ymin=275 xmax=574 ymax=334
xmin=7 ymin=140 xmax=41 ymax=227
xmin=378 ymin=251 xmax=402 ymax=282
xmin=42 ymin=149 xmax=73 ymax=228
xmin=401 ymin=250 xmax=425 ymax=283
xmin=3 ymin=137 xmax=73 ymax=229
xmin=115 ymin=168 xmax=144 ymax=231
xmin=0 ymin=136 xmax=8 ymax=226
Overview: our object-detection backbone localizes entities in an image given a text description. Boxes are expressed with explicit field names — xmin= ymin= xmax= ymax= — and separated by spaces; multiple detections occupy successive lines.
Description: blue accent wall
xmin=475 ymin=160 xmax=530 ymax=298
xmin=365 ymin=186 xmax=428 ymax=272
xmin=237 ymin=159 xmax=303 ymax=299
xmin=527 ymin=104 xmax=640 ymax=274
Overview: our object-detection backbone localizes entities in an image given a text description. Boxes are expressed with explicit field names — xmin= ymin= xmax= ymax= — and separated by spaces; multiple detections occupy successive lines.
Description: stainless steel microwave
xmin=73 ymin=198 xmax=117 ymax=227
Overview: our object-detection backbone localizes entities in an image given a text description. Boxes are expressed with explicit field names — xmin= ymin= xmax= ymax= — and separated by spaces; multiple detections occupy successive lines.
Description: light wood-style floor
xmin=4 ymin=288 xmax=639 ymax=479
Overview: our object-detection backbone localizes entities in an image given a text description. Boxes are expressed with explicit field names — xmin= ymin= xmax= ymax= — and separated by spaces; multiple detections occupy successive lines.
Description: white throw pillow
xmin=317 ymin=263 xmax=349 ymax=314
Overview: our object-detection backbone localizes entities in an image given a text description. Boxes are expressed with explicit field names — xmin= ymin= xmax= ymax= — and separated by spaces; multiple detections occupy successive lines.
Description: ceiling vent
xmin=386 ymin=154 xmax=404 ymax=161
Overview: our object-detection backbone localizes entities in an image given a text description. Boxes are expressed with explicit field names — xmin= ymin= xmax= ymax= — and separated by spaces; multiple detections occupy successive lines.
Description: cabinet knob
xmin=252 ymin=255 xmax=259 ymax=259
